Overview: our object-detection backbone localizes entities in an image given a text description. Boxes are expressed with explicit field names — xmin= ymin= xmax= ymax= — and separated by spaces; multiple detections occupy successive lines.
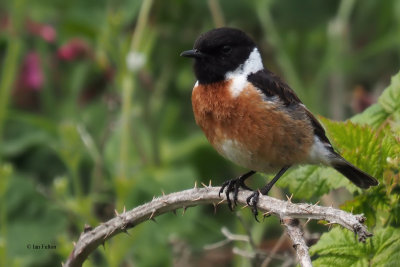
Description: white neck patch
xmin=225 ymin=48 xmax=263 ymax=97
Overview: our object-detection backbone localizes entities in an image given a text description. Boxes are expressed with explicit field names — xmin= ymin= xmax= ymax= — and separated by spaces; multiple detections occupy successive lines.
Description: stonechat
xmin=181 ymin=28 xmax=378 ymax=219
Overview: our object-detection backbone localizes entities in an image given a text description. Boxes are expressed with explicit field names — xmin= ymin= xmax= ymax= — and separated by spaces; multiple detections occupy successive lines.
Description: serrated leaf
xmin=351 ymin=104 xmax=388 ymax=128
xmin=310 ymin=227 xmax=400 ymax=267
xmin=340 ymin=193 xmax=385 ymax=227
xmin=378 ymin=70 xmax=400 ymax=116
xmin=278 ymin=165 xmax=347 ymax=199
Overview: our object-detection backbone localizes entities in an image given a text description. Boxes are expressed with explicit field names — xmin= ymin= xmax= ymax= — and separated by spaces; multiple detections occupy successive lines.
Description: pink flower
xmin=57 ymin=38 xmax=91 ymax=61
xmin=26 ymin=19 xmax=57 ymax=43
xmin=38 ymin=25 xmax=56 ymax=43
xmin=20 ymin=52 xmax=43 ymax=91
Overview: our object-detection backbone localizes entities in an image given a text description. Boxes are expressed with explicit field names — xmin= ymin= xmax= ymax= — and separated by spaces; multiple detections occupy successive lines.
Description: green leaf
xmin=310 ymin=227 xmax=400 ymax=267
xmin=378 ymin=70 xmax=400 ymax=117
xmin=351 ymin=103 xmax=388 ymax=128
xmin=278 ymin=165 xmax=346 ymax=199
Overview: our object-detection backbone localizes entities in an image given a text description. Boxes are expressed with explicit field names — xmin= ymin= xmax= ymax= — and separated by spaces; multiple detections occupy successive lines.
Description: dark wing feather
xmin=247 ymin=69 xmax=332 ymax=146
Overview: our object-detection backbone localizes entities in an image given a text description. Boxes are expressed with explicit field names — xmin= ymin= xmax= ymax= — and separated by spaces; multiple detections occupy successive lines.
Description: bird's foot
xmin=246 ymin=190 xmax=261 ymax=222
xmin=246 ymin=186 xmax=273 ymax=222
xmin=219 ymin=176 xmax=252 ymax=211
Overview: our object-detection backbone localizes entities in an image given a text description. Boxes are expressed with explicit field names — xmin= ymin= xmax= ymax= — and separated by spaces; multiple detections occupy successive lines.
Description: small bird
xmin=180 ymin=28 xmax=378 ymax=219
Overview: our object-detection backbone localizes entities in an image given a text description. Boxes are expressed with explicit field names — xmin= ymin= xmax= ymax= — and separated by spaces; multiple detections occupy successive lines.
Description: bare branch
xmin=221 ymin=226 xmax=250 ymax=242
xmin=282 ymin=217 xmax=312 ymax=267
xmin=64 ymin=186 xmax=372 ymax=267
xmin=203 ymin=226 xmax=250 ymax=250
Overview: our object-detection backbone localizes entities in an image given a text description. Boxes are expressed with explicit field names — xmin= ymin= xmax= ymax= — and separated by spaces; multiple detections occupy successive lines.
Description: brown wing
xmin=247 ymin=69 xmax=332 ymax=146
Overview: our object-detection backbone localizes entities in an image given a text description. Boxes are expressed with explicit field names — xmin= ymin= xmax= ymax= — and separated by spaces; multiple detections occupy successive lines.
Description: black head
xmin=181 ymin=28 xmax=257 ymax=84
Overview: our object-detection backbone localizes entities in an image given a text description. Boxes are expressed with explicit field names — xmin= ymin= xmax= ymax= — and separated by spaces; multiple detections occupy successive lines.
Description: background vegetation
xmin=0 ymin=0 xmax=399 ymax=266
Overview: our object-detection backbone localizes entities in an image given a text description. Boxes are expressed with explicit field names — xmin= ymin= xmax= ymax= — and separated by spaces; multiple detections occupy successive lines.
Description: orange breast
xmin=191 ymin=80 xmax=314 ymax=173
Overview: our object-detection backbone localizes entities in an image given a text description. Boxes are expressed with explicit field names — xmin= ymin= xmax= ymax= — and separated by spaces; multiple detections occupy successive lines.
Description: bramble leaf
xmin=277 ymin=165 xmax=346 ymax=199
xmin=310 ymin=227 xmax=400 ymax=267
xmin=378 ymin=71 xmax=400 ymax=118
xmin=351 ymin=103 xmax=388 ymax=128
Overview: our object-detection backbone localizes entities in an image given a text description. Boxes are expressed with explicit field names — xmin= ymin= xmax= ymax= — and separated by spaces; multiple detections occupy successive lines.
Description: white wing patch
xmin=225 ymin=48 xmax=264 ymax=98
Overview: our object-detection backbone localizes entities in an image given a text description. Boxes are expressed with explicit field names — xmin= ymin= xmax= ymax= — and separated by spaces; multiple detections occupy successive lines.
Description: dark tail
xmin=332 ymin=157 xmax=379 ymax=189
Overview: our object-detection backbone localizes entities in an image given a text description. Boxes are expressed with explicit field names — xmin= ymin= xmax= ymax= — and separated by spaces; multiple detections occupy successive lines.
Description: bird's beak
xmin=180 ymin=49 xmax=204 ymax=58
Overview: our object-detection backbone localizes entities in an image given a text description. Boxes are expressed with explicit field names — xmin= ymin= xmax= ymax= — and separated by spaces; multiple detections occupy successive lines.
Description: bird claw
xmin=219 ymin=177 xmax=249 ymax=211
xmin=246 ymin=191 xmax=260 ymax=222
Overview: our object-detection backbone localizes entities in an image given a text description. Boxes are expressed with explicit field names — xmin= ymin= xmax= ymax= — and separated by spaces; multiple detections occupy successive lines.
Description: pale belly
xmin=215 ymin=138 xmax=281 ymax=173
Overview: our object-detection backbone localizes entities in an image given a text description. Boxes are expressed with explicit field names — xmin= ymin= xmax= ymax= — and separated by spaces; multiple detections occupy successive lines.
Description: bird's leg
xmin=219 ymin=170 xmax=256 ymax=210
xmin=246 ymin=166 xmax=290 ymax=221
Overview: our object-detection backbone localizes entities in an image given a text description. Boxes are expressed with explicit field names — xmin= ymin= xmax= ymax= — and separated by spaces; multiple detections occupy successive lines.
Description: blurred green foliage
xmin=0 ymin=0 xmax=399 ymax=266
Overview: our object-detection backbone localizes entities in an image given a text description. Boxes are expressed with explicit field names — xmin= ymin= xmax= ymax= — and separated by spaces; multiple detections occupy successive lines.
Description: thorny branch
xmin=282 ymin=217 xmax=312 ymax=267
xmin=64 ymin=186 xmax=372 ymax=267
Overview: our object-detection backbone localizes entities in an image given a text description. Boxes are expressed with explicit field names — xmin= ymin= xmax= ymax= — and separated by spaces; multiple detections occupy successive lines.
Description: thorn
xmin=304 ymin=218 xmax=311 ymax=227
xmin=123 ymin=206 xmax=126 ymax=214
xmin=182 ymin=206 xmax=187 ymax=216
xmin=209 ymin=179 xmax=212 ymax=187
xmin=201 ymin=182 xmax=207 ymax=188
xmin=73 ymin=241 xmax=76 ymax=247
xmin=324 ymin=222 xmax=334 ymax=230
xmin=104 ymin=229 xmax=115 ymax=240
xmin=213 ymin=203 xmax=217 ymax=214
xmin=192 ymin=196 xmax=201 ymax=201
xmin=162 ymin=199 xmax=169 ymax=205
xmin=194 ymin=181 xmax=198 ymax=189
xmin=313 ymin=200 xmax=321 ymax=207
xmin=351 ymin=207 xmax=354 ymax=214
xmin=241 ymin=204 xmax=249 ymax=209
xmin=217 ymin=199 xmax=225 ymax=205
xmin=149 ymin=209 xmax=156 ymax=220
xmin=286 ymin=193 xmax=293 ymax=203
xmin=114 ymin=209 xmax=119 ymax=216
xmin=122 ymin=229 xmax=131 ymax=236
xmin=161 ymin=189 xmax=165 ymax=196
xmin=262 ymin=211 xmax=272 ymax=219
xmin=263 ymin=210 xmax=272 ymax=216
xmin=152 ymin=195 xmax=156 ymax=200
xmin=84 ymin=224 xmax=93 ymax=233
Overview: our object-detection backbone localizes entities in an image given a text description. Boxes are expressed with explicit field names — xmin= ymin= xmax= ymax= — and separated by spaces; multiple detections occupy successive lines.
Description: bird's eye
xmin=221 ymin=45 xmax=232 ymax=54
